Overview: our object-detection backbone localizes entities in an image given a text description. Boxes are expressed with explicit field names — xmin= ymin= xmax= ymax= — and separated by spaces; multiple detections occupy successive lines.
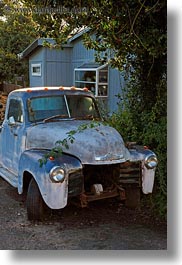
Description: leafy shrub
xmin=108 ymin=78 xmax=167 ymax=218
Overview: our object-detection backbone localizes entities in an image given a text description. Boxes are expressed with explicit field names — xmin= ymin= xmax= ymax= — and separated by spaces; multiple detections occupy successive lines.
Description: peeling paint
xmin=0 ymin=87 xmax=158 ymax=211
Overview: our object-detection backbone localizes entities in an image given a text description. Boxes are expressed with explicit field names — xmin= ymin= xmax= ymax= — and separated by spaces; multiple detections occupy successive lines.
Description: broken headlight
xmin=144 ymin=154 xmax=158 ymax=169
xmin=49 ymin=166 xmax=65 ymax=183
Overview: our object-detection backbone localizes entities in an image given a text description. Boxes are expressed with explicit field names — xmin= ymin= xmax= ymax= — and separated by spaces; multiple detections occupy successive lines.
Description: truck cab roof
xmin=9 ymin=86 xmax=92 ymax=99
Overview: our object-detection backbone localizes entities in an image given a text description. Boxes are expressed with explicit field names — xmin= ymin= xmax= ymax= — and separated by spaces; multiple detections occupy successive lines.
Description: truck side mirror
xmin=8 ymin=116 xmax=16 ymax=126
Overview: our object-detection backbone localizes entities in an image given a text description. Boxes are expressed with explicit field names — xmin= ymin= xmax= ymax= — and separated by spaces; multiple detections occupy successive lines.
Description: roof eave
xmin=18 ymin=27 xmax=90 ymax=60
xmin=18 ymin=38 xmax=74 ymax=60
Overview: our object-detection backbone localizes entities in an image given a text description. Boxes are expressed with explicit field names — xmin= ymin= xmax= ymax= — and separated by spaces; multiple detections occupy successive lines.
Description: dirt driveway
xmin=0 ymin=178 xmax=167 ymax=250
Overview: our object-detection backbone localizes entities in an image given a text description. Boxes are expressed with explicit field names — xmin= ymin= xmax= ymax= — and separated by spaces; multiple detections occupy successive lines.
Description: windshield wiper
xmin=74 ymin=115 xmax=101 ymax=121
xmin=43 ymin=114 xmax=70 ymax=122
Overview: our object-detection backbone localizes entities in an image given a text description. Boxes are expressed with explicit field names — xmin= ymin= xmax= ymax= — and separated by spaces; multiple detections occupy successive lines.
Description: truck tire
xmin=125 ymin=187 xmax=140 ymax=209
xmin=26 ymin=178 xmax=46 ymax=221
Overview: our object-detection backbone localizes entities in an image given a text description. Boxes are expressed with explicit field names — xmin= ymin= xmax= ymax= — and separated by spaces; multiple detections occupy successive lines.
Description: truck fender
xmin=128 ymin=145 xmax=157 ymax=194
xmin=18 ymin=149 xmax=82 ymax=209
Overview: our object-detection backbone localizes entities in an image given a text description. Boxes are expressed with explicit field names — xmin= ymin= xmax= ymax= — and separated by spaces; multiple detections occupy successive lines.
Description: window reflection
xmin=75 ymin=64 xmax=108 ymax=97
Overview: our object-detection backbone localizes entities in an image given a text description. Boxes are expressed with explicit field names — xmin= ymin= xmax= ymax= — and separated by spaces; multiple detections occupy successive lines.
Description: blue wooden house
xmin=19 ymin=29 xmax=125 ymax=113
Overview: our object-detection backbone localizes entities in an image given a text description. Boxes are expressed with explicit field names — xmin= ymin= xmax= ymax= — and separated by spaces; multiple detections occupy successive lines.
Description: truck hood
xmin=26 ymin=120 xmax=131 ymax=164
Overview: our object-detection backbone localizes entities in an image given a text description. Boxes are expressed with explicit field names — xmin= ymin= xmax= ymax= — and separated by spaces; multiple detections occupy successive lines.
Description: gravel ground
xmin=0 ymin=178 xmax=167 ymax=250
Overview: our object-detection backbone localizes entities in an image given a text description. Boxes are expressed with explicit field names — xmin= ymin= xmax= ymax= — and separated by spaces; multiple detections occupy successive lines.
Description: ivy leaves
xmin=39 ymin=121 xmax=100 ymax=167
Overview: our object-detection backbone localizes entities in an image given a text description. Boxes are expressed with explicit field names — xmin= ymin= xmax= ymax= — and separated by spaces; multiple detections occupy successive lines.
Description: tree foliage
xmin=10 ymin=0 xmax=167 ymax=216
xmin=0 ymin=0 xmax=38 ymax=84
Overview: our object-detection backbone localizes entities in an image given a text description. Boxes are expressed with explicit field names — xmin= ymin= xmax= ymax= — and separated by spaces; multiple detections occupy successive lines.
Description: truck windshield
xmin=27 ymin=95 xmax=100 ymax=122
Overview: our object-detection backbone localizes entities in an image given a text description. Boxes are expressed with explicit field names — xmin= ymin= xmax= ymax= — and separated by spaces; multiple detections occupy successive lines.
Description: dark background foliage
xmin=1 ymin=0 xmax=167 ymax=217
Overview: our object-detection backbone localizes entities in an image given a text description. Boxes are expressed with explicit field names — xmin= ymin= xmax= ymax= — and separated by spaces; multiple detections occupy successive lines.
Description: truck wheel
xmin=26 ymin=178 xmax=46 ymax=221
xmin=125 ymin=187 xmax=140 ymax=209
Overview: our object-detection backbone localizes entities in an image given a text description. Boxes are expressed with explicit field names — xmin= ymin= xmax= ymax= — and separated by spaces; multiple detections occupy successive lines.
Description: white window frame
xmin=74 ymin=64 xmax=108 ymax=97
xmin=31 ymin=63 xmax=42 ymax=76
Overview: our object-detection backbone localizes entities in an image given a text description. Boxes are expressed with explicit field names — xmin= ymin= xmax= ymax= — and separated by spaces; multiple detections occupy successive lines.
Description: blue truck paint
xmin=18 ymin=150 xmax=82 ymax=209
xmin=0 ymin=87 xmax=157 ymax=220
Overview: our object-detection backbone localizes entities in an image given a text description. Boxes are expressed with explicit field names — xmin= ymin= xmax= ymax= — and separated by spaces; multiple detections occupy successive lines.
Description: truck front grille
xmin=118 ymin=161 xmax=141 ymax=187
xmin=68 ymin=170 xmax=83 ymax=197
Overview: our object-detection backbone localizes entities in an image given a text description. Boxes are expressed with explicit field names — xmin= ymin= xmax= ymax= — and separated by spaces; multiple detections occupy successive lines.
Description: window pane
xmin=75 ymin=82 xmax=85 ymax=88
xmin=33 ymin=66 xmax=40 ymax=74
xmin=75 ymin=70 xmax=96 ymax=82
xmin=75 ymin=82 xmax=96 ymax=94
xmin=99 ymin=71 xmax=108 ymax=83
xmin=31 ymin=64 xmax=41 ymax=76
xmin=28 ymin=96 xmax=68 ymax=121
xmin=75 ymin=64 xmax=108 ymax=97
xmin=8 ymin=99 xmax=23 ymax=123
xmin=98 ymin=85 xmax=108 ymax=96
xmin=67 ymin=95 xmax=100 ymax=119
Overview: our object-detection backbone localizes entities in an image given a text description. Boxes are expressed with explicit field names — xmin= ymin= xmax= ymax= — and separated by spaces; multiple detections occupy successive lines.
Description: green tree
xmin=23 ymin=0 xmax=167 ymax=216
xmin=0 ymin=1 xmax=38 ymax=84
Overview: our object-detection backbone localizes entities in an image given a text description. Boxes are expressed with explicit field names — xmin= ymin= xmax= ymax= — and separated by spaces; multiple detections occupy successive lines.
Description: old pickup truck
xmin=0 ymin=87 xmax=157 ymax=221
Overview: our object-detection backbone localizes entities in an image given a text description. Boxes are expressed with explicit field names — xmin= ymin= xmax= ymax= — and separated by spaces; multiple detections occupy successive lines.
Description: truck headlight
xmin=144 ymin=154 xmax=158 ymax=169
xmin=49 ymin=166 xmax=65 ymax=183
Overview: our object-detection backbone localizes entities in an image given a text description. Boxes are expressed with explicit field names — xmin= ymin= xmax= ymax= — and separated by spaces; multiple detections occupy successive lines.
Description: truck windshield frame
xmin=27 ymin=95 xmax=101 ymax=122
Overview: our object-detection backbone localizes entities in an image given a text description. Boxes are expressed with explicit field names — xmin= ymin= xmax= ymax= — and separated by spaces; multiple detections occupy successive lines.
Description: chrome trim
xmin=64 ymin=95 xmax=71 ymax=118
xmin=95 ymin=153 xmax=124 ymax=161
xmin=144 ymin=154 xmax=158 ymax=169
xmin=49 ymin=166 xmax=65 ymax=183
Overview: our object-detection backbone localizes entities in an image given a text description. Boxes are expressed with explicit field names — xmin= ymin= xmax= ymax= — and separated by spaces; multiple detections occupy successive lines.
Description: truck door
xmin=1 ymin=98 xmax=25 ymax=175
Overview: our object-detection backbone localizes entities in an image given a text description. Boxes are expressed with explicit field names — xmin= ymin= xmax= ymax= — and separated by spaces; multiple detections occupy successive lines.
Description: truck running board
xmin=0 ymin=167 xmax=18 ymax=188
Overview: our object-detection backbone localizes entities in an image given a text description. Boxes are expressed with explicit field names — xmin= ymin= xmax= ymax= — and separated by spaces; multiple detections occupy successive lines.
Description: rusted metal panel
xmin=119 ymin=161 xmax=141 ymax=186
xmin=0 ymin=87 xmax=158 ymax=212
xmin=26 ymin=121 xmax=131 ymax=165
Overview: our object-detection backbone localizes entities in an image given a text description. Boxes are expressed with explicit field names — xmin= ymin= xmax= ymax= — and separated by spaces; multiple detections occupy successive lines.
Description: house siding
xmin=72 ymin=39 xmax=95 ymax=63
xmin=29 ymin=48 xmax=45 ymax=87
xmin=108 ymin=68 xmax=125 ymax=112
xmin=45 ymin=62 xmax=72 ymax=86
xmin=26 ymin=37 xmax=125 ymax=113
xmin=45 ymin=47 xmax=72 ymax=86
